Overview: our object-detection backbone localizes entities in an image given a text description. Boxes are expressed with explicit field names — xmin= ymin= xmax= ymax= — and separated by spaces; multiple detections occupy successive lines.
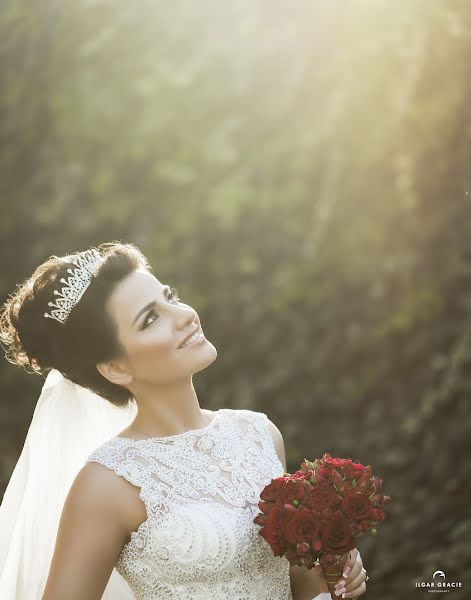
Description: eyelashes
xmin=141 ymin=287 xmax=181 ymax=329
xmin=169 ymin=287 xmax=180 ymax=302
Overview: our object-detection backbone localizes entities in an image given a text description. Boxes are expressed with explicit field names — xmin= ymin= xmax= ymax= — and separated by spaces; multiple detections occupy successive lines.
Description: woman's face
xmin=105 ymin=268 xmax=217 ymax=385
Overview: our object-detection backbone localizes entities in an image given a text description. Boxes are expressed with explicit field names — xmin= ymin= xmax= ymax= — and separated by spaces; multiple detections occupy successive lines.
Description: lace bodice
xmin=85 ymin=408 xmax=293 ymax=600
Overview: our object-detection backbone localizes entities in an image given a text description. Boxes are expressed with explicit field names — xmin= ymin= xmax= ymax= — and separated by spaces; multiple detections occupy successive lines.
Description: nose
xmin=176 ymin=303 xmax=198 ymax=329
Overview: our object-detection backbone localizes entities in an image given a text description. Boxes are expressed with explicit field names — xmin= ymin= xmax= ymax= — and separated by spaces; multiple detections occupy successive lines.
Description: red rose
xmin=284 ymin=508 xmax=321 ymax=545
xmin=341 ymin=490 xmax=371 ymax=521
xmin=259 ymin=504 xmax=286 ymax=556
xmin=369 ymin=508 xmax=385 ymax=522
xmin=355 ymin=475 xmax=372 ymax=491
xmin=260 ymin=478 xmax=285 ymax=502
xmin=319 ymin=506 xmax=335 ymax=521
xmin=350 ymin=522 xmax=362 ymax=535
xmin=327 ymin=468 xmax=345 ymax=487
xmin=345 ymin=463 xmax=367 ymax=479
xmin=324 ymin=457 xmax=351 ymax=469
xmin=277 ymin=478 xmax=307 ymax=505
xmin=305 ymin=482 xmax=340 ymax=512
xmin=253 ymin=513 xmax=268 ymax=526
xmin=370 ymin=493 xmax=384 ymax=506
xmin=311 ymin=538 xmax=323 ymax=552
xmin=321 ymin=512 xmax=356 ymax=555
xmin=259 ymin=496 xmax=284 ymax=515
xmin=314 ymin=466 xmax=332 ymax=483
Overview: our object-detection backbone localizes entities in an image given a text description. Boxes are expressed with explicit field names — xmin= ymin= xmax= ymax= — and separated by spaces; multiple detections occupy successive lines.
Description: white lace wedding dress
xmin=85 ymin=408 xmax=296 ymax=600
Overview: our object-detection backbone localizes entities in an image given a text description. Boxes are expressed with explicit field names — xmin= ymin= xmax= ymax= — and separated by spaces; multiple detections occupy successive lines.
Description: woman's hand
xmin=331 ymin=548 xmax=368 ymax=598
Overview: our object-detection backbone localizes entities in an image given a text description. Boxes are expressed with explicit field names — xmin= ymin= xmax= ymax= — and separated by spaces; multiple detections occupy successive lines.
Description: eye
xmin=142 ymin=287 xmax=181 ymax=329
xmin=142 ymin=308 xmax=158 ymax=328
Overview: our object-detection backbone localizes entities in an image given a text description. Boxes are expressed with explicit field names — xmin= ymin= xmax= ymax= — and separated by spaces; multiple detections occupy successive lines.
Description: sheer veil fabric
xmin=0 ymin=369 xmax=137 ymax=599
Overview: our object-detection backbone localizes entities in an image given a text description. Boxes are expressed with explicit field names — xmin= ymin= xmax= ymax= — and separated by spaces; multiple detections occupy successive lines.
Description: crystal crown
xmin=43 ymin=249 xmax=103 ymax=324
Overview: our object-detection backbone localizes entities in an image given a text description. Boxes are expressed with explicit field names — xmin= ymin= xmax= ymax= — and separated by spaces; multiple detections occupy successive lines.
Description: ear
xmin=96 ymin=358 xmax=133 ymax=387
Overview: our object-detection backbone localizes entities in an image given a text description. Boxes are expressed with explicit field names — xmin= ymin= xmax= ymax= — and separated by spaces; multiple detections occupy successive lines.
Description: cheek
xmin=128 ymin=330 xmax=176 ymax=364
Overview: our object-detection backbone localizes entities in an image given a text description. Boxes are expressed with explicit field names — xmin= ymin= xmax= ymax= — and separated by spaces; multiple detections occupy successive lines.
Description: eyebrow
xmin=132 ymin=285 xmax=170 ymax=326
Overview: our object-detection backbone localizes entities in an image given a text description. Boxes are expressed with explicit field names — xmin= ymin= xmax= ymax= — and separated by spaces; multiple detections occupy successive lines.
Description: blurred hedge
xmin=1 ymin=1 xmax=470 ymax=597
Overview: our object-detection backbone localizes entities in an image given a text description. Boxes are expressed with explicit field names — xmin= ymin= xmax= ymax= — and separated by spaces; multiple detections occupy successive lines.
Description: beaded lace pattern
xmin=85 ymin=408 xmax=293 ymax=600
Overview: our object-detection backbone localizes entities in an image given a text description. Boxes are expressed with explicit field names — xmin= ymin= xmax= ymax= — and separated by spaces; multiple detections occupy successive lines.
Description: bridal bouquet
xmin=253 ymin=453 xmax=391 ymax=593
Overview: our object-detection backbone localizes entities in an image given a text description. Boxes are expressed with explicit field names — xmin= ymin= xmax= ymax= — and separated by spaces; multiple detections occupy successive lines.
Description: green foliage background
xmin=1 ymin=1 xmax=470 ymax=597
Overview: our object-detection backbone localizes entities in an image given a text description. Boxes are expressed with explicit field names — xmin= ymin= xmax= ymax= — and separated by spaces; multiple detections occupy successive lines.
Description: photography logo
xmin=415 ymin=569 xmax=463 ymax=593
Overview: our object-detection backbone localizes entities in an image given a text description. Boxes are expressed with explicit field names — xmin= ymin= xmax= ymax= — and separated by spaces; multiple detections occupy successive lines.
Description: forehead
xmin=107 ymin=269 xmax=162 ymax=320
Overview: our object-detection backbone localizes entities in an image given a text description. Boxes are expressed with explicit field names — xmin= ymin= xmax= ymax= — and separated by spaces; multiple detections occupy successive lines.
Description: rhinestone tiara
xmin=43 ymin=249 xmax=103 ymax=324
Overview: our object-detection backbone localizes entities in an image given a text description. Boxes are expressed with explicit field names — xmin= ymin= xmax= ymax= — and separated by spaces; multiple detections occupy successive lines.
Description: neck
xmin=124 ymin=376 xmax=209 ymax=438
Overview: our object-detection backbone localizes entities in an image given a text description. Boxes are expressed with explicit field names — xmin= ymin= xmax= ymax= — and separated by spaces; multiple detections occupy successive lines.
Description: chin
xmin=192 ymin=342 xmax=217 ymax=373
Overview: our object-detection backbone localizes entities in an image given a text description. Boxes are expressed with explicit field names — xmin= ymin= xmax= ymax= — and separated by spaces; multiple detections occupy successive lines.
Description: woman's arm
xmin=42 ymin=463 xmax=130 ymax=600
xmin=266 ymin=419 xmax=330 ymax=600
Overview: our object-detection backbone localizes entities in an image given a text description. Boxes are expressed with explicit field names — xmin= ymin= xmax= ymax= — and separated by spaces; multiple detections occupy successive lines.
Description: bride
xmin=0 ymin=241 xmax=368 ymax=599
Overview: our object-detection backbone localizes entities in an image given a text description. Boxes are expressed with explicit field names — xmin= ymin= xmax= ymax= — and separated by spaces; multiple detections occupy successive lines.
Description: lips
xmin=178 ymin=326 xmax=201 ymax=349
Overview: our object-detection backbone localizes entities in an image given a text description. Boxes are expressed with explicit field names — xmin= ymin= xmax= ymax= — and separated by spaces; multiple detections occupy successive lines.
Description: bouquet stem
xmin=322 ymin=553 xmax=350 ymax=600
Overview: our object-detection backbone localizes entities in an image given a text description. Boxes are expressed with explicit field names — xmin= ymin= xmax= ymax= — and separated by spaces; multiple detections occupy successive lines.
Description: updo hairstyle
xmin=0 ymin=241 xmax=152 ymax=408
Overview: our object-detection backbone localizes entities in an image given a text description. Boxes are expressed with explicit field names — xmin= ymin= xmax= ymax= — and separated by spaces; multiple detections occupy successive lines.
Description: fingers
xmin=339 ymin=579 xmax=367 ymax=598
xmin=345 ymin=567 xmax=366 ymax=592
xmin=354 ymin=548 xmax=363 ymax=570
xmin=348 ymin=548 xmax=359 ymax=567
xmin=340 ymin=548 xmax=358 ymax=580
xmin=350 ymin=551 xmax=362 ymax=579
xmin=343 ymin=549 xmax=360 ymax=581
xmin=340 ymin=564 xmax=368 ymax=599
xmin=334 ymin=553 xmax=366 ymax=598
xmin=345 ymin=549 xmax=363 ymax=583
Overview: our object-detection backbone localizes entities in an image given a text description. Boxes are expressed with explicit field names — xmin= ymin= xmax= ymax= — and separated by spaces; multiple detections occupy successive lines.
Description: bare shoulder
xmin=73 ymin=459 xmax=146 ymax=535
xmin=76 ymin=460 xmax=124 ymax=492
xmin=72 ymin=461 xmax=129 ymax=521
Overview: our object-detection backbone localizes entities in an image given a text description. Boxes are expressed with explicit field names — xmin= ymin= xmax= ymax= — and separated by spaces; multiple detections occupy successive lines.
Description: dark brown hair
xmin=0 ymin=241 xmax=152 ymax=408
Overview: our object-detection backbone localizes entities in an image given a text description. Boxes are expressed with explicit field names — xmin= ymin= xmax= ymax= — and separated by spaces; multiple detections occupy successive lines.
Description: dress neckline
xmin=112 ymin=408 xmax=222 ymax=443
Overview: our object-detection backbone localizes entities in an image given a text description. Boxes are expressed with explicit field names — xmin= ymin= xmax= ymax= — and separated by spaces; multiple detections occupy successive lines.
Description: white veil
xmin=0 ymin=368 xmax=138 ymax=599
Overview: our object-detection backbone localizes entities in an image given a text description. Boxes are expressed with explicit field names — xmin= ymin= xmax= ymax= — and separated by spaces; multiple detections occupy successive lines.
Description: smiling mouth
xmin=179 ymin=327 xmax=205 ymax=349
